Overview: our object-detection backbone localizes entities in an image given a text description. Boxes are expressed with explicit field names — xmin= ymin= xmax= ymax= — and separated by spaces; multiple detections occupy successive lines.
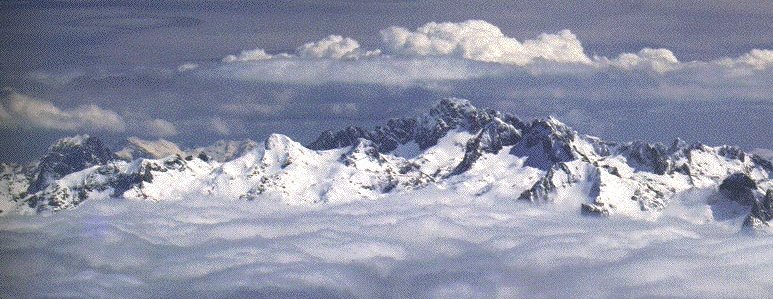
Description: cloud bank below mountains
xmin=2 ymin=190 xmax=772 ymax=298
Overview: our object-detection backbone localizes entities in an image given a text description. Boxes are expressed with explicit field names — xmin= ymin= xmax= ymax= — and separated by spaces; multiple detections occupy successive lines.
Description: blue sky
xmin=1 ymin=0 xmax=771 ymax=162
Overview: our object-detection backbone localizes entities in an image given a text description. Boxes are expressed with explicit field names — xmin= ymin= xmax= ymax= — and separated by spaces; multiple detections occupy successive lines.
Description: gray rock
xmin=743 ymin=190 xmax=773 ymax=229
xmin=719 ymin=173 xmax=757 ymax=206
xmin=28 ymin=135 xmax=114 ymax=194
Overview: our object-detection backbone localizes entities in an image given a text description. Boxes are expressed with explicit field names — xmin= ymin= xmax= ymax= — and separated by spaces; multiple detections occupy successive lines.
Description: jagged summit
xmin=510 ymin=117 xmax=584 ymax=170
xmin=28 ymin=135 xmax=114 ymax=193
xmin=309 ymin=98 xmax=526 ymax=153
xmin=1 ymin=98 xmax=772 ymax=232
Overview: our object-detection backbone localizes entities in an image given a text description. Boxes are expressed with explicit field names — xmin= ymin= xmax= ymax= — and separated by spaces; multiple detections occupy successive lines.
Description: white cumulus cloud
xmin=224 ymin=35 xmax=380 ymax=63
xmin=718 ymin=49 xmax=773 ymax=70
xmin=380 ymin=20 xmax=592 ymax=66
xmin=297 ymin=35 xmax=381 ymax=59
xmin=600 ymin=48 xmax=681 ymax=73
xmin=217 ymin=19 xmax=773 ymax=78
xmin=222 ymin=48 xmax=274 ymax=63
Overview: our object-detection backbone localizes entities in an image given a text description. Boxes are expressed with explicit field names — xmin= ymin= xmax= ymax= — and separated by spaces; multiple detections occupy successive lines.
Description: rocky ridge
xmin=1 ymin=99 xmax=771 ymax=231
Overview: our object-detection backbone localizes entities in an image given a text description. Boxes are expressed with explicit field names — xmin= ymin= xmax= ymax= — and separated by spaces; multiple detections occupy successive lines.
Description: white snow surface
xmin=2 ymin=189 xmax=772 ymax=298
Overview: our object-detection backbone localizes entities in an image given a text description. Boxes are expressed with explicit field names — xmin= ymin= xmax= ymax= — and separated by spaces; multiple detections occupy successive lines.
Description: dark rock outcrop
xmin=719 ymin=173 xmax=757 ymax=206
xmin=509 ymin=117 xmax=579 ymax=170
xmin=618 ymin=141 xmax=671 ymax=175
xmin=743 ymin=190 xmax=773 ymax=229
xmin=451 ymin=118 xmax=523 ymax=175
xmin=28 ymin=135 xmax=114 ymax=193
xmin=308 ymin=98 xmax=526 ymax=155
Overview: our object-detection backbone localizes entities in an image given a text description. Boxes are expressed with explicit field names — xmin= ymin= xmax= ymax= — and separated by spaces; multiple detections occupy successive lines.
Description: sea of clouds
xmin=2 ymin=188 xmax=772 ymax=298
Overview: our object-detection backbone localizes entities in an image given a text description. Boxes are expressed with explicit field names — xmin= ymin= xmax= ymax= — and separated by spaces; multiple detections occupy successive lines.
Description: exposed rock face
xmin=744 ymin=190 xmax=773 ymax=229
xmin=520 ymin=161 xmax=599 ymax=202
xmin=309 ymin=126 xmax=373 ymax=151
xmin=309 ymin=98 xmax=526 ymax=154
xmin=412 ymin=98 xmax=510 ymax=149
xmin=340 ymin=139 xmax=384 ymax=166
xmin=618 ymin=141 xmax=671 ymax=175
xmin=0 ymin=163 xmax=33 ymax=214
xmin=28 ymin=135 xmax=114 ymax=194
xmin=719 ymin=173 xmax=758 ymax=205
xmin=452 ymin=118 xmax=523 ymax=175
xmin=510 ymin=117 xmax=582 ymax=170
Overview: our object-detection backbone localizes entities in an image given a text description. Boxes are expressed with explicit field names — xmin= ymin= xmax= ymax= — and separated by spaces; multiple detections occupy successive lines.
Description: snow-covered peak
xmin=510 ymin=117 xmax=585 ymax=170
xmin=2 ymin=99 xmax=772 ymax=232
xmin=529 ymin=116 xmax=574 ymax=137
xmin=28 ymin=135 xmax=114 ymax=193
xmin=259 ymin=134 xmax=316 ymax=169
xmin=264 ymin=133 xmax=300 ymax=150
xmin=414 ymin=98 xmax=510 ymax=148
xmin=425 ymin=97 xmax=477 ymax=121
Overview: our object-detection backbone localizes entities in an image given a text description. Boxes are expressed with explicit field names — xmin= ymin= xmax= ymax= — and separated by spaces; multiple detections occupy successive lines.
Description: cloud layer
xmin=0 ymin=89 xmax=187 ymax=140
xmin=297 ymin=35 xmax=380 ymax=59
xmin=1 ymin=190 xmax=772 ymax=297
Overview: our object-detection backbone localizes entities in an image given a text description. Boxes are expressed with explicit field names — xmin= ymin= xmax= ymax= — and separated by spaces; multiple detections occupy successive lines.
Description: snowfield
xmin=2 ymin=190 xmax=773 ymax=298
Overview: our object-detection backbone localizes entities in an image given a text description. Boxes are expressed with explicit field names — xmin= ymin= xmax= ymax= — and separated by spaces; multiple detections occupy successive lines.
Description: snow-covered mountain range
xmin=1 ymin=99 xmax=771 ymax=230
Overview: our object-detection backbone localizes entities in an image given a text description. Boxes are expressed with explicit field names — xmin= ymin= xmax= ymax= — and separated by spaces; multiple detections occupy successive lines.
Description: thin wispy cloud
xmin=0 ymin=89 xmax=126 ymax=132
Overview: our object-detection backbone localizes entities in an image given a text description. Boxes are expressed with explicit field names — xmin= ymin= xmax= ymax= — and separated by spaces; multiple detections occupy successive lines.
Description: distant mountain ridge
xmin=1 ymin=98 xmax=771 ymax=231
